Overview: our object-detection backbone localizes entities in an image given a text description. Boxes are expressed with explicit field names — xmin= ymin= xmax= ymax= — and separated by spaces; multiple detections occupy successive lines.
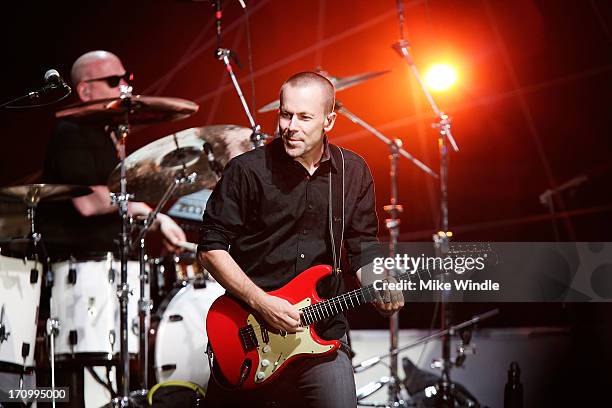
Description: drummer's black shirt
xmin=38 ymin=120 xmax=121 ymax=258
xmin=198 ymin=137 xmax=382 ymax=340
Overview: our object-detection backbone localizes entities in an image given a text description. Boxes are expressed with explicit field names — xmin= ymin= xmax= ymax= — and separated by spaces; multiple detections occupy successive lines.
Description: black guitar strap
xmin=328 ymin=144 xmax=345 ymax=276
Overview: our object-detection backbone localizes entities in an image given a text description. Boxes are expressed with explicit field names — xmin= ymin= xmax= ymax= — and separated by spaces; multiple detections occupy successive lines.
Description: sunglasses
xmin=84 ymin=72 xmax=133 ymax=88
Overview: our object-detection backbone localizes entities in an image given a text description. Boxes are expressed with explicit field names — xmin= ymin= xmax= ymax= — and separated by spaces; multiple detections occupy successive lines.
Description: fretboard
xmin=298 ymin=243 xmax=492 ymax=326
xmin=299 ymin=270 xmax=413 ymax=326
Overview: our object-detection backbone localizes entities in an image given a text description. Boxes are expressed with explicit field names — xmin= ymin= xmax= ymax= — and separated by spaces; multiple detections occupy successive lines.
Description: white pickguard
xmin=246 ymin=297 xmax=335 ymax=384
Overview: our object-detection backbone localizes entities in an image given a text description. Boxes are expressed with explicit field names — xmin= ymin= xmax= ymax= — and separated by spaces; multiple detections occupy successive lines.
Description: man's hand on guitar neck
xmin=251 ymin=293 xmax=304 ymax=334
xmin=357 ymin=268 xmax=405 ymax=317
xmin=371 ymin=275 xmax=405 ymax=317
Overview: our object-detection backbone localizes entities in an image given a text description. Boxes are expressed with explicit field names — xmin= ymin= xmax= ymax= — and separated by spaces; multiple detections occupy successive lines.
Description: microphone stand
xmin=354 ymin=309 xmax=498 ymax=406
xmin=212 ymin=0 xmax=266 ymax=148
xmin=0 ymin=83 xmax=71 ymax=109
xmin=392 ymin=1 xmax=461 ymax=406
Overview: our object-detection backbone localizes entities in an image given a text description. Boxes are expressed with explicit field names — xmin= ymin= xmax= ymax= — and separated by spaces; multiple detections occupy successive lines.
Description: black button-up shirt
xmin=198 ymin=137 xmax=381 ymax=339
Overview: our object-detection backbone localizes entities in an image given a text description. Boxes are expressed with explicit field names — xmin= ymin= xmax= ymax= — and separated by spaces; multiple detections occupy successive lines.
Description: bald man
xmin=198 ymin=72 xmax=402 ymax=407
xmin=40 ymin=50 xmax=185 ymax=257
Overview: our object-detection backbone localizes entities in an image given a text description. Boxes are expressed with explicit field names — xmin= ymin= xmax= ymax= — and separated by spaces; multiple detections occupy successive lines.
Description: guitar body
xmin=206 ymin=264 xmax=340 ymax=390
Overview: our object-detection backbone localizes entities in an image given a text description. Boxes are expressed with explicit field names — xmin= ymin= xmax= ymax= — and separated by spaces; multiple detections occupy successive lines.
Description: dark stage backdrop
xmin=1 ymin=0 xmax=611 ymax=328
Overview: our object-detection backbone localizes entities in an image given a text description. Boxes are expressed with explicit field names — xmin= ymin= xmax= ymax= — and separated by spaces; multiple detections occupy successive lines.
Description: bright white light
xmin=424 ymin=63 xmax=458 ymax=91
xmin=425 ymin=385 xmax=438 ymax=398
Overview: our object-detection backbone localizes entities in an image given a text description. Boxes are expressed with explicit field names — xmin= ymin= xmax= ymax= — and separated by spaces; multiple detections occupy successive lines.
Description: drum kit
xmin=0 ymin=87 xmax=258 ymax=406
xmin=0 ymin=65 xmax=399 ymax=406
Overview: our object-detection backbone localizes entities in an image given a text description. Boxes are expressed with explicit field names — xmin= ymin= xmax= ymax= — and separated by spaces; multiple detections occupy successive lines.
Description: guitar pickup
xmin=239 ymin=325 xmax=258 ymax=351
xmin=260 ymin=326 xmax=269 ymax=343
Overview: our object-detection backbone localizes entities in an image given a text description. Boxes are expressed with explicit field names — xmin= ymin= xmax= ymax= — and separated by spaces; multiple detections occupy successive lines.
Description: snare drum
xmin=50 ymin=253 xmax=145 ymax=361
xmin=149 ymin=253 xmax=208 ymax=309
xmin=153 ymin=280 xmax=225 ymax=388
xmin=0 ymin=254 xmax=42 ymax=371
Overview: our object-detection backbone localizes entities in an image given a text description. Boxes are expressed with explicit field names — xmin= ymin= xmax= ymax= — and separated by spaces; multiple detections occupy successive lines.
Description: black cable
xmin=3 ymin=87 xmax=72 ymax=109
xmin=85 ymin=366 xmax=116 ymax=398
xmin=106 ymin=366 xmax=117 ymax=397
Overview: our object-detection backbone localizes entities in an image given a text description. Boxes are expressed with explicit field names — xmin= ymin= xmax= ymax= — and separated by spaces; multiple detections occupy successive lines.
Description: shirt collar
xmin=270 ymin=135 xmax=338 ymax=173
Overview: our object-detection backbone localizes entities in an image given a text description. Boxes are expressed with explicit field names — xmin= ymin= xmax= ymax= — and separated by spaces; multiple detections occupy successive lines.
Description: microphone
xmin=43 ymin=69 xmax=71 ymax=92
xmin=1 ymin=69 xmax=71 ymax=108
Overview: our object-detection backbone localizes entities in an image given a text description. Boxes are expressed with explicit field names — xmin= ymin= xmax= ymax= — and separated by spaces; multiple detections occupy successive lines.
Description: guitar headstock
xmin=447 ymin=242 xmax=499 ymax=265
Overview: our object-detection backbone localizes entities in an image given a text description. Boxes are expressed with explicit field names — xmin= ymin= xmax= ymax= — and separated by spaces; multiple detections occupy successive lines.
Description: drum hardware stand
xmin=392 ymin=1 xmax=461 ymax=405
xmin=538 ymin=174 xmax=587 ymax=242
xmin=108 ymin=85 xmax=136 ymax=408
xmin=6 ymin=187 xmax=51 ymax=401
xmin=354 ymin=309 xmax=498 ymax=407
xmin=18 ymin=187 xmax=50 ymax=264
xmin=46 ymin=317 xmax=60 ymax=408
xmin=212 ymin=1 xmax=267 ymax=148
xmin=128 ymin=171 xmax=196 ymax=400
xmin=334 ymin=99 xmax=438 ymax=408
xmin=335 ymin=101 xmax=438 ymax=178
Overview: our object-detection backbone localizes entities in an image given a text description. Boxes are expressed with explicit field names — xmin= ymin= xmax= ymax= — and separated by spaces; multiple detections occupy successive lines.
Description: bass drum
xmin=153 ymin=280 xmax=225 ymax=388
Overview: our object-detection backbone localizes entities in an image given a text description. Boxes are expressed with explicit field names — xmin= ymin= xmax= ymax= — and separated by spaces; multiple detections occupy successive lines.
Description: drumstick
xmin=176 ymin=241 xmax=198 ymax=252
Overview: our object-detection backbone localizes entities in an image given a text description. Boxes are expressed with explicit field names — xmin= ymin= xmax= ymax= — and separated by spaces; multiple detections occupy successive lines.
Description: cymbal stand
xmin=335 ymin=100 xmax=437 ymax=408
xmin=130 ymin=171 xmax=196 ymax=396
xmin=212 ymin=1 xmax=266 ymax=148
xmin=392 ymin=1 xmax=460 ymax=405
xmin=109 ymin=87 xmax=135 ymax=407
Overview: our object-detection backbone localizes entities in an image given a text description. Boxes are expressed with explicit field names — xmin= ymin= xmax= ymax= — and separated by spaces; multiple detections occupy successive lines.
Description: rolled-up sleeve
xmin=344 ymin=164 xmax=384 ymax=274
xmin=198 ymin=158 xmax=250 ymax=253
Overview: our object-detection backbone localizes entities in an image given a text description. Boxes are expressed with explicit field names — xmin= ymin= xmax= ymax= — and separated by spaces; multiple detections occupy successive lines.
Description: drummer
xmin=38 ymin=50 xmax=186 ymax=258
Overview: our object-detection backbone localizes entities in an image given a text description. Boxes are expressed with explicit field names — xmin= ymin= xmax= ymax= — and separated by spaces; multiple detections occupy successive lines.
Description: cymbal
xmin=0 ymin=184 xmax=93 ymax=206
xmin=107 ymin=125 xmax=253 ymax=204
xmin=55 ymin=95 xmax=199 ymax=126
xmin=258 ymin=69 xmax=390 ymax=113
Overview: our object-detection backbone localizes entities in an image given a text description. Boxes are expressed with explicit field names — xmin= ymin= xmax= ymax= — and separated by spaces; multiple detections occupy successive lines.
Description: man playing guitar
xmin=198 ymin=72 xmax=403 ymax=407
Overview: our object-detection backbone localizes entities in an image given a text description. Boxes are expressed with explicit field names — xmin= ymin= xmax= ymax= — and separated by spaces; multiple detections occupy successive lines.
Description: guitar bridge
xmin=239 ymin=325 xmax=258 ymax=351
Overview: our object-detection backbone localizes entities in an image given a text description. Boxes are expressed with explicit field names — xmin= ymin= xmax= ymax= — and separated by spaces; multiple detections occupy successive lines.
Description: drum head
xmin=154 ymin=281 xmax=225 ymax=387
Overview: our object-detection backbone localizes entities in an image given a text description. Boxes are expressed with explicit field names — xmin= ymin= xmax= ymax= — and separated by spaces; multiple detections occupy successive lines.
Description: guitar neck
xmin=299 ymin=271 xmax=411 ymax=326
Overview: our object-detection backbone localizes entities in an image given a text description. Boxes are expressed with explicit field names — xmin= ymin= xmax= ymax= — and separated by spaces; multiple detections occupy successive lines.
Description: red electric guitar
xmin=206 ymin=244 xmax=494 ymax=390
xmin=206 ymin=264 xmax=378 ymax=390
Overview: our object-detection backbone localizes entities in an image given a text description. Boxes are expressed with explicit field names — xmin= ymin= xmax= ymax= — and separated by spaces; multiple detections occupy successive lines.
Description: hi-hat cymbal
xmin=107 ymin=125 xmax=253 ymax=204
xmin=56 ymin=95 xmax=199 ymax=126
xmin=258 ymin=69 xmax=390 ymax=113
xmin=0 ymin=184 xmax=93 ymax=206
